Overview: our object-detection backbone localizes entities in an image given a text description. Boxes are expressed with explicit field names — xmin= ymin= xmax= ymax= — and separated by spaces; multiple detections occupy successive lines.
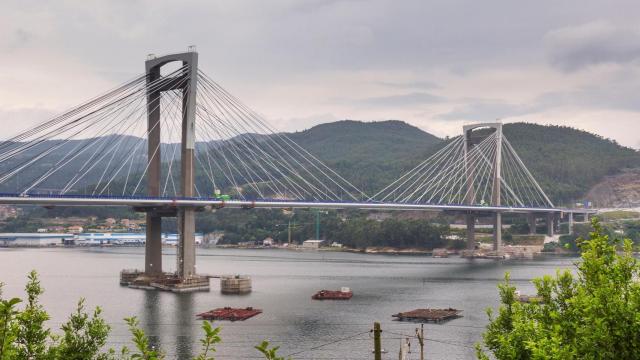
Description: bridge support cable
xmin=195 ymin=89 xmax=316 ymax=199
xmin=373 ymin=125 xmax=554 ymax=208
xmin=192 ymin=70 xmax=368 ymax=202
xmin=196 ymin=79 xmax=346 ymax=200
xmin=371 ymin=136 xmax=464 ymax=203
xmin=69 ymin=68 xmax=189 ymax=196
xmin=2 ymin=59 xmax=366 ymax=203
xmin=0 ymin=65 xmax=197 ymax=197
xmin=198 ymin=70 xmax=368 ymax=200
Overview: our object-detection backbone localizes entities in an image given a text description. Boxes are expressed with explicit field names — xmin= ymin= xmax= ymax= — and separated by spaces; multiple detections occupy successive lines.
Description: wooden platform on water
xmin=196 ymin=307 xmax=262 ymax=321
xmin=392 ymin=308 xmax=462 ymax=323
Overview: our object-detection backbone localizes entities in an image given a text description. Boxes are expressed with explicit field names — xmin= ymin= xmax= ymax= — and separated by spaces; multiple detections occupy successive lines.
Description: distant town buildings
xmin=67 ymin=225 xmax=83 ymax=233
xmin=0 ymin=232 xmax=206 ymax=247
xmin=0 ymin=205 xmax=19 ymax=220
xmin=302 ymin=239 xmax=325 ymax=249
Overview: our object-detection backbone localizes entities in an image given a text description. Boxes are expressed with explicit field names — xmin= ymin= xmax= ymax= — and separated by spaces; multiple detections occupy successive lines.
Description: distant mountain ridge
xmin=0 ymin=120 xmax=637 ymax=205
xmin=287 ymin=120 xmax=640 ymax=204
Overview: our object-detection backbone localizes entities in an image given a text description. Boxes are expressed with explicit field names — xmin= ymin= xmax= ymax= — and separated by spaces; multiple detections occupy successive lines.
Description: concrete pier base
xmin=120 ymin=270 xmax=210 ymax=293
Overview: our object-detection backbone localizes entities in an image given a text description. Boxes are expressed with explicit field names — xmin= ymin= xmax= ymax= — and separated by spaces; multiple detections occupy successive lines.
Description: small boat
xmin=312 ymin=287 xmax=353 ymax=300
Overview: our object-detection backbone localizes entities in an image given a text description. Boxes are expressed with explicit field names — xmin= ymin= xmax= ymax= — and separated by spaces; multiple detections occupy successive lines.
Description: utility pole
xmin=373 ymin=322 xmax=382 ymax=360
xmin=399 ymin=337 xmax=410 ymax=360
xmin=416 ymin=324 xmax=424 ymax=360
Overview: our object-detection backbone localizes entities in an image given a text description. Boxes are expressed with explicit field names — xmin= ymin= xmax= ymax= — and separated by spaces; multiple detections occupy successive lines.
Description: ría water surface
xmin=0 ymin=247 xmax=577 ymax=359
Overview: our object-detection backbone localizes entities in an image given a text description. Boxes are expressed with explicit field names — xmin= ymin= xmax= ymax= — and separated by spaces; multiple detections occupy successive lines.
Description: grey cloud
xmin=439 ymin=75 xmax=640 ymax=122
xmin=0 ymin=107 xmax=57 ymax=136
xmin=436 ymin=101 xmax=532 ymax=122
xmin=353 ymin=92 xmax=444 ymax=107
xmin=2 ymin=0 xmax=640 ymax=147
xmin=545 ymin=21 xmax=640 ymax=72
xmin=535 ymin=82 xmax=640 ymax=112
xmin=376 ymin=80 xmax=440 ymax=90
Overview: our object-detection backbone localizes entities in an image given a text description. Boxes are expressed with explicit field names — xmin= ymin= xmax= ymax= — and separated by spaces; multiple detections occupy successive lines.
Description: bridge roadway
xmin=0 ymin=193 xmax=594 ymax=215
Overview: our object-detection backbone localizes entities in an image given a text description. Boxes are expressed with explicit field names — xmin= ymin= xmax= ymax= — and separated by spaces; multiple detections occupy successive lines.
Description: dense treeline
xmin=188 ymin=209 xmax=452 ymax=249
xmin=478 ymin=221 xmax=640 ymax=359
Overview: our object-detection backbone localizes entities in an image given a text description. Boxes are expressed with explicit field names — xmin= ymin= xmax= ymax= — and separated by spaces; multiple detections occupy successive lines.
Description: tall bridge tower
xmin=140 ymin=50 xmax=201 ymax=286
xmin=463 ymin=123 xmax=503 ymax=252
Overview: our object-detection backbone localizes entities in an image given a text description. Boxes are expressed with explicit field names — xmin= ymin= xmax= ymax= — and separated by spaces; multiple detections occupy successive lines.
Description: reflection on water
xmin=174 ymin=293 xmax=195 ymax=358
xmin=0 ymin=247 xmax=577 ymax=359
xmin=142 ymin=291 xmax=162 ymax=353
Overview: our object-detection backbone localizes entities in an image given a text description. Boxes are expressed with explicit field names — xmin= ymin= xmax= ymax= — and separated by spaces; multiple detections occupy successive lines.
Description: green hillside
xmin=289 ymin=121 xmax=640 ymax=205
xmin=288 ymin=120 xmax=440 ymax=163
xmin=502 ymin=123 xmax=640 ymax=204
xmin=287 ymin=120 xmax=442 ymax=193
xmin=1 ymin=120 xmax=637 ymax=206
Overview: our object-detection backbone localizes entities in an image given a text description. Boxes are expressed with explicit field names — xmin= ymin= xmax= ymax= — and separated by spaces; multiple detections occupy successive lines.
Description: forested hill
xmin=291 ymin=121 xmax=640 ymax=205
xmin=501 ymin=123 xmax=640 ymax=204
xmin=288 ymin=120 xmax=440 ymax=163
xmin=0 ymin=120 xmax=636 ymax=206
xmin=286 ymin=120 xmax=443 ymax=192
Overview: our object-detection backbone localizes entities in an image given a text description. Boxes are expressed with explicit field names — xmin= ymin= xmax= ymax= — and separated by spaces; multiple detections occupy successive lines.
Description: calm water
xmin=0 ymin=247 xmax=577 ymax=359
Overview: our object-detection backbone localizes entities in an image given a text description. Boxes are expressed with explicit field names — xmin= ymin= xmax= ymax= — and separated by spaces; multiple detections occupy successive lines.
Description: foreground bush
xmin=0 ymin=271 xmax=287 ymax=359
xmin=477 ymin=219 xmax=640 ymax=359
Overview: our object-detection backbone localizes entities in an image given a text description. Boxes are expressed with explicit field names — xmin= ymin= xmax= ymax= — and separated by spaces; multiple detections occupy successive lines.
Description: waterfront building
xmin=0 ymin=233 xmax=74 ymax=246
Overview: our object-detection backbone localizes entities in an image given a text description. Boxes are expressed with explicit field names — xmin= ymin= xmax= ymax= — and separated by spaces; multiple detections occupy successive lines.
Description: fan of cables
xmin=0 ymin=65 xmax=367 ymax=202
xmin=371 ymin=129 xmax=553 ymax=208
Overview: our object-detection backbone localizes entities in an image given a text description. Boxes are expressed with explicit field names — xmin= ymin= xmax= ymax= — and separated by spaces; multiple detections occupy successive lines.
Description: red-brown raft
xmin=392 ymin=308 xmax=462 ymax=323
xmin=196 ymin=307 xmax=262 ymax=321
xmin=312 ymin=287 xmax=353 ymax=300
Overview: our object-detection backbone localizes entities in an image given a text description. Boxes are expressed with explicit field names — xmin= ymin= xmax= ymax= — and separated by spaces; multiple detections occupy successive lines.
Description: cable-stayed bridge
xmin=0 ymin=50 xmax=593 ymax=289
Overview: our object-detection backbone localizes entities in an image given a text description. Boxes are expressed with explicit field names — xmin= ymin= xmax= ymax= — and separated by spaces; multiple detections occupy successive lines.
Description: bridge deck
xmin=0 ymin=194 xmax=593 ymax=214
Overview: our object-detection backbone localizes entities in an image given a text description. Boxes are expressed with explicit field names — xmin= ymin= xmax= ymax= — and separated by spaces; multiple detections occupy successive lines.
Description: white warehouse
xmin=0 ymin=233 xmax=74 ymax=247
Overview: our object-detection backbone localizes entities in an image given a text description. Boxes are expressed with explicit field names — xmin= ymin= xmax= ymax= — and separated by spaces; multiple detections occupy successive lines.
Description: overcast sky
xmin=1 ymin=0 xmax=640 ymax=147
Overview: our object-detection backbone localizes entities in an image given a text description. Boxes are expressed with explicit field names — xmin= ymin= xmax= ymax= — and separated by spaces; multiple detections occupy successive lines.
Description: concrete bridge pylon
xmin=123 ymin=49 xmax=207 ymax=292
xmin=463 ymin=122 xmax=503 ymax=253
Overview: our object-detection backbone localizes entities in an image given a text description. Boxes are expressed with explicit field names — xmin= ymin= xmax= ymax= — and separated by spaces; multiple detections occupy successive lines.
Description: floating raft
xmin=392 ymin=308 xmax=462 ymax=323
xmin=312 ymin=287 xmax=353 ymax=300
xmin=196 ymin=307 xmax=262 ymax=321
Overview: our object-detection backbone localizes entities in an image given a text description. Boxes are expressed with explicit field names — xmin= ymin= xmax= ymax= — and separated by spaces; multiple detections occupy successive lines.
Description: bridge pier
xmin=528 ymin=213 xmax=536 ymax=235
xmin=493 ymin=212 xmax=502 ymax=252
xmin=546 ymin=212 xmax=555 ymax=237
xmin=466 ymin=214 xmax=476 ymax=250
xmin=177 ymin=208 xmax=196 ymax=278
xmin=145 ymin=214 xmax=163 ymax=276
xmin=568 ymin=212 xmax=574 ymax=235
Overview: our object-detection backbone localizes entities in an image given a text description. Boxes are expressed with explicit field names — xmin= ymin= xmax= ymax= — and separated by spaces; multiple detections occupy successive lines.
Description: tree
xmin=194 ymin=321 xmax=221 ymax=360
xmin=477 ymin=219 xmax=640 ymax=359
xmin=254 ymin=341 xmax=289 ymax=360
xmin=48 ymin=299 xmax=111 ymax=360
xmin=14 ymin=270 xmax=50 ymax=360
xmin=0 ymin=284 xmax=21 ymax=360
